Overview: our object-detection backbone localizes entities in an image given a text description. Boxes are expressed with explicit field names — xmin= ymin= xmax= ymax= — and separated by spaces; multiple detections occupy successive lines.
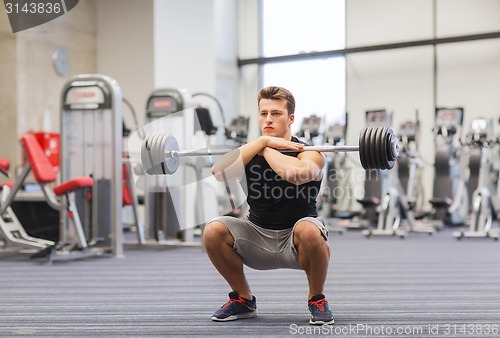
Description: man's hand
xmin=260 ymin=136 xmax=304 ymax=152
xmin=211 ymin=135 xmax=315 ymax=183
xmin=211 ymin=136 xmax=277 ymax=182
xmin=212 ymin=148 xmax=243 ymax=182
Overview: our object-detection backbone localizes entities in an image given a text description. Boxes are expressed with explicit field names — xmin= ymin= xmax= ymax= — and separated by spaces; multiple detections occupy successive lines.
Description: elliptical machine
xmin=398 ymin=119 xmax=426 ymax=217
xmin=192 ymin=94 xmax=247 ymax=220
xmin=350 ymin=110 xmax=391 ymax=229
xmin=318 ymin=115 xmax=358 ymax=232
xmin=454 ymin=118 xmax=499 ymax=240
xmin=427 ymin=108 xmax=468 ymax=227
xmin=362 ymin=115 xmax=435 ymax=238
xmin=296 ymin=114 xmax=323 ymax=145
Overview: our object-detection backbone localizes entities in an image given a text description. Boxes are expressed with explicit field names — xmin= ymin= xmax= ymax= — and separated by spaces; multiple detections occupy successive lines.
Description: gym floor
xmin=0 ymin=227 xmax=499 ymax=337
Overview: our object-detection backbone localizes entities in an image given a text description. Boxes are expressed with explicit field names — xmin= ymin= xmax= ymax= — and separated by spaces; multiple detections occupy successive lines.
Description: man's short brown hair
xmin=258 ymin=86 xmax=295 ymax=116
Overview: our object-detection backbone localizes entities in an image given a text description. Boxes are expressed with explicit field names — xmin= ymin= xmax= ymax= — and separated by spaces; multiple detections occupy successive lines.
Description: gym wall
xmin=97 ymin=0 xmax=239 ymax=130
xmin=0 ymin=0 xmax=240 ymax=181
xmin=0 ymin=16 xmax=17 ymax=176
xmin=0 ymin=0 xmax=97 ymax=179
xmin=96 ymin=0 xmax=155 ymax=130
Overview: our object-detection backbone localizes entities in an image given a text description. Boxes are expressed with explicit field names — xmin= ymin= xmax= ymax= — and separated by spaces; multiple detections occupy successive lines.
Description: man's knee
xmin=203 ymin=220 xmax=232 ymax=247
xmin=294 ymin=222 xmax=328 ymax=248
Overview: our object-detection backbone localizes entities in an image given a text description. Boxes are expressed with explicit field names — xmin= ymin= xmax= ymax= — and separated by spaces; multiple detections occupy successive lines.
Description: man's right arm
xmin=211 ymin=137 xmax=267 ymax=182
xmin=211 ymin=136 xmax=304 ymax=182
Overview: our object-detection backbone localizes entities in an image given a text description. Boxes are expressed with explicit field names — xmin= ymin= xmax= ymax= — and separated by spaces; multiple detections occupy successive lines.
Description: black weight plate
xmin=380 ymin=127 xmax=392 ymax=169
xmin=384 ymin=126 xmax=398 ymax=169
xmin=365 ymin=127 xmax=377 ymax=169
xmin=380 ymin=126 xmax=392 ymax=170
xmin=358 ymin=127 xmax=369 ymax=170
xmin=380 ymin=126 xmax=390 ymax=169
xmin=369 ymin=126 xmax=381 ymax=170
xmin=361 ymin=126 xmax=373 ymax=169
xmin=389 ymin=127 xmax=399 ymax=160
xmin=370 ymin=126 xmax=379 ymax=169
xmin=365 ymin=126 xmax=376 ymax=169
xmin=382 ymin=126 xmax=392 ymax=169
xmin=377 ymin=126 xmax=388 ymax=170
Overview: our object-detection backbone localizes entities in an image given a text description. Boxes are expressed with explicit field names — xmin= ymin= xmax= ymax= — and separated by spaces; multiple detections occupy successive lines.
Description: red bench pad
xmin=53 ymin=177 xmax=94 ymax=196
xmin=21 ymin=134 xmax=57 ymax=183
xmin=122 ymin=164 xmax=132 ymax=206
xmin=0 ymin=158 xmax=10 ymax=172
xmin=0 ymin=182 xmax=14 ymax=190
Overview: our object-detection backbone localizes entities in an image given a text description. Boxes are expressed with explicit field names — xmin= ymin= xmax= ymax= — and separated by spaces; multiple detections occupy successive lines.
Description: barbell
xmin=140 ymin=125 xmax=400 ymax=175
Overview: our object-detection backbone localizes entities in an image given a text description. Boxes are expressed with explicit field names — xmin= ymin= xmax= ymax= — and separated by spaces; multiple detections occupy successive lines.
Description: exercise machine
xmin=398 ymin=120 xmax=425 ymax=215
xmin=350 ymin=109 xmax=391 ymax=229
xmin=144 ymin=88 xmax=194 ymax=243
xmin=225 ymin=115 xmax=250 ymax=146
xmin=1 ymin=135 xmax=99 ymax=261
xmin=192 ymin=94 xmax=246 ymax=219
xmin=1 ymin=154 xmax=56 ymax=253
xmin=0 ymin=158 xmax=9 ymax=178
xmin=122 ymin=98 xmax=145 ymax=238
xmin=297 ymin=114 xmax=323 ymax=145
xmin=128 ymin=88 xmax=204 ymax=246
xmin=454 ymin=118 xmax=499 ymax=240
xmin=1 ymin=156 xmax=55 ymax=252
xmin=56 ymin=74 xmax=124 ymax=258
xmin=319 ymin=122 xmax=352 ymax=217
xmin=192 ymin=92 xmax=225 ymax=142
xmin=362 ymin=117 xmax=435 ymax=238
xmin=398 ymin=120 xmax=441 ymax=232
xmin=319 ymin=117 xmax=359 ymax=232
xmin=426 ymin=108 xmax=468 ymax=226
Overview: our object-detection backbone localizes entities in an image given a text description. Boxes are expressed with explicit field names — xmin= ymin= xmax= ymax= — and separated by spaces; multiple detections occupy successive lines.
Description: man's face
xmin=258 ymin=98 xmax=294 ymax=138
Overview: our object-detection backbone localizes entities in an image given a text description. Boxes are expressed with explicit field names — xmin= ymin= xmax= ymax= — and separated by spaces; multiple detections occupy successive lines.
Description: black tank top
xmin=244 ymin=137 xmax=321 ymax=230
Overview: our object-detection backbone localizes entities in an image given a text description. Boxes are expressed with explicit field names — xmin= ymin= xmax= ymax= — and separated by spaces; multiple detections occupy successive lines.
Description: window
xmin=262 ymin=0 xmax=345 ymax=57
xmin=262 ymin=58 xmax=346 ymax=135
xmin=261 ymin=0 xmax=346 ymax=136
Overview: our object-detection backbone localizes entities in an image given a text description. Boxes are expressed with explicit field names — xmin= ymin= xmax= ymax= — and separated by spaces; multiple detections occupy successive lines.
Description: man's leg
xmin=293 ymin=220 xmax=330 ymax=300
xmin=293 ymin=220 xmax=334 ymax=325
xmin=203 ymin=220 xmax=252 ymax=300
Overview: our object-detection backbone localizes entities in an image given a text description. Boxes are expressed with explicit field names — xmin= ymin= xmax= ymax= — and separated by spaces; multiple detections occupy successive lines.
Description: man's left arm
xmin=261 ymin=148 xmax=325 ymax=185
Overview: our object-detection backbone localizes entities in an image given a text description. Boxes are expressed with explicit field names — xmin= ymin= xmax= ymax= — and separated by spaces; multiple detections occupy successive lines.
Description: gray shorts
xmin=207 ymin=216 xmax=328 ymax=270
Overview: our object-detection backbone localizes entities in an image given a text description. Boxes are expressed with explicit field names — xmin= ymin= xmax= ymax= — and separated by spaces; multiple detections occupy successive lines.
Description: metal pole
xmin=169 ymin=145 xmax=360 ymax=158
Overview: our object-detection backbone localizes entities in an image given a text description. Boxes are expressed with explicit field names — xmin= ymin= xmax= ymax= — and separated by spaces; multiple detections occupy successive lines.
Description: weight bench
xmin=2 ymin=156 xmax=53 ymax=251
xmin=0 ymin=157 xmax=10 ymax=177
xmin=0 ymin=134 xmax=96 ymax=262
xmin=1 ymin=156 xmax=55 ymax=251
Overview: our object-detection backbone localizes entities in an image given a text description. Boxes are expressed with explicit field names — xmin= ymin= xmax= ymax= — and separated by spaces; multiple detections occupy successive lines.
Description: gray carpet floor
xmin=1 ymin=227 xmax=499 ymax=337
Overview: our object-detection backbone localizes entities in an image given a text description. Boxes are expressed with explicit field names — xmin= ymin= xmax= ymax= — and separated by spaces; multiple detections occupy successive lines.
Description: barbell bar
xmin=172 ymin=145 xmax=360 ymax=157
xmin=141 ymin=125 xmax=400 ymax=175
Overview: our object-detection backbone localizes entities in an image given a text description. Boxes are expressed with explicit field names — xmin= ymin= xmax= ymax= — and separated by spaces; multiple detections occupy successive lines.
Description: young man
xmin=204 ymin=86 xmax=334 ymax=325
